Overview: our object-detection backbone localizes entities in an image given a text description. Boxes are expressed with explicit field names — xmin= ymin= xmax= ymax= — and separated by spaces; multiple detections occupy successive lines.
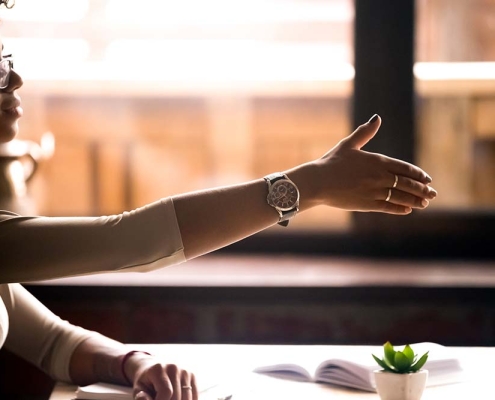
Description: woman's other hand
xmin=125 ymin=353 xmax=198 ymax=400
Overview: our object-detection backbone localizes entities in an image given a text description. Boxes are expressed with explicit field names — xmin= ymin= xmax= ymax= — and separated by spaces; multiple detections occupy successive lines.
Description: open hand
xmin=310 ymin=115 xmax=437 ymax=214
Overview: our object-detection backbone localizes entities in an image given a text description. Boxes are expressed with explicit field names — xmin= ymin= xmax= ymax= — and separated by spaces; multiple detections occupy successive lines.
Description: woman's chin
xmin=0 ymin=124 xmax=19 ymax=143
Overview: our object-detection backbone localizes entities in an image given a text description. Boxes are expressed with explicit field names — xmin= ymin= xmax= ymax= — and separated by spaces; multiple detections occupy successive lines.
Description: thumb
xmin=343 ymin=114 xmax=381 ymax=150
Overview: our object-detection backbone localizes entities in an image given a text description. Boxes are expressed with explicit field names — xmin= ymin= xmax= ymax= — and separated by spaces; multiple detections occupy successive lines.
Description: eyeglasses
xmin=0 ymin=55 xmax=14 ymax=89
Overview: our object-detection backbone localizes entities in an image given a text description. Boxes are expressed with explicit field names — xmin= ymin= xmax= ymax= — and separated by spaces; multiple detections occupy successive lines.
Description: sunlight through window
xmin=104 ymin=39 xmax=353 ymax=81
xmin=105 ymin=0 xmax=353 ymax=25
xmin=414 ymin=62 xmax=495 ymax=80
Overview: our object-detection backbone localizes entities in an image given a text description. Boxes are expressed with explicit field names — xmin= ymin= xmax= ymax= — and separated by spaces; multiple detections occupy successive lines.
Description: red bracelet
xmin=121 ymin=350 xmax=152 ymax=386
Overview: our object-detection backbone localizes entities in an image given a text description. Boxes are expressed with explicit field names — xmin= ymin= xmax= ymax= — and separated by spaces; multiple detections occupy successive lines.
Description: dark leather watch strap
xmin=278 ymin=208 xmax=298 ymax=226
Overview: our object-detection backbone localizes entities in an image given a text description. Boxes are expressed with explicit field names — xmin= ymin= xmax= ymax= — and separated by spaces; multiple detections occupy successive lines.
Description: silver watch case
xmin=264 ymin=173 xmax=300 ymax=226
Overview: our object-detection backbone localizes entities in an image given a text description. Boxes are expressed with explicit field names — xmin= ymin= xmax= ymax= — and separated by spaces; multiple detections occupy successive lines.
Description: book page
xmin=75 ymin=383 xmax=131 ymax=400
xmin=316 ymin=359 xmax=375 ymax=391
xmin=253 ymin=345 xmax=342 ymax=381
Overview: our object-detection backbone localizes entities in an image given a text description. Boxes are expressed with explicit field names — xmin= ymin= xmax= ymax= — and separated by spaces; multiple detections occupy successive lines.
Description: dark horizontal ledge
xmin=223 ymin=210 xmax=495 ymax=260
xmin=25 ymin=284 xmax=495 ymax=306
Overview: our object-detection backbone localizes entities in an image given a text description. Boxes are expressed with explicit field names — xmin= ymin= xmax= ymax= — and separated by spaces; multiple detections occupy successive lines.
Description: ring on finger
xmin=182 ymin=385 xmax=192 ymax=390
xmin=385 ymin=188 xmax=392 ymax=202
xmin=393 ymin=174 xmax=398 ymax=188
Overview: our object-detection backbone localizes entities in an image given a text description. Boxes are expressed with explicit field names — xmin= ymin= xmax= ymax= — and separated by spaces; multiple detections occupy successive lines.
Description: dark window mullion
xmin=352 ymin=0 xmax=416 ymax=235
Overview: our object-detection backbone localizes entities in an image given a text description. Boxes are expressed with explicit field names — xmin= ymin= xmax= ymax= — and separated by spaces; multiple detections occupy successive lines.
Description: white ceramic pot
xmin=373 ymin=370 xmax=428 ymax=400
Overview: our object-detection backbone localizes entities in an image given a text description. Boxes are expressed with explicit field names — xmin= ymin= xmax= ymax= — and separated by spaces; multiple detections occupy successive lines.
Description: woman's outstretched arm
xmin=0 ymin=116 xmax=436 ymax=283
xmin=174 ymin=115 xmax=436 ymax=260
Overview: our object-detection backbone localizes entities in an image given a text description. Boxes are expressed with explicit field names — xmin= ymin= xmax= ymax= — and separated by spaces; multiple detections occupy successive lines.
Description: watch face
xmin=268 ymin=179 xmax=299 ymax=211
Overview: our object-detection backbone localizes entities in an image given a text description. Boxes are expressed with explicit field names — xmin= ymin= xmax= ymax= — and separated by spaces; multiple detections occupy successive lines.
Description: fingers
xmin=384 ymin=156 xmax=432 ymax=185
xmin=137 ymin=364 xmax=174 ymax=400
xmin=374 ymin=172 xmax=437 ymax=212
xmin=191 ymin=374 xmax=199 ymax=400
xmin=374 ymin=200 xmax=413 ymax=215
xmin=342 ymin=114 xmax=382 ymax=150
xmin=180 ymin=369 xmax=193 ymax=400
xmin=380 ymin=188 xmax=429 ymax=210
xmin=393 ymin=174 xmax=437 ymax=201
xmin=134 ymin=363 xmax=197 ymax=400
xmin=384 ymin=174 xmax=437 ymax=208
xmin=169 ymin=364 xmax=181 ymax=400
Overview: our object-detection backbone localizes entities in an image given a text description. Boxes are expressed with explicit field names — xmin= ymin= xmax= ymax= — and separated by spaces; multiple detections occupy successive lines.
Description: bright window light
xmin=106 ymin=0 xmax=353 ymax=25
xmin=13 ymin=39 xmax=354 ymax=83
xmin=3 ymin=38 xmax=90 ymax=80
xmin=414 ymin=62 xmax=495 ymax=80
xmin=104 ymin=39 xmax=354 ymax=81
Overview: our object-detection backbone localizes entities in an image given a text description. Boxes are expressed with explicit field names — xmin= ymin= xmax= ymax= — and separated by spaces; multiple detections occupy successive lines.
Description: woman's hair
xmin=0 ymin=0 xmax=14 ymax=9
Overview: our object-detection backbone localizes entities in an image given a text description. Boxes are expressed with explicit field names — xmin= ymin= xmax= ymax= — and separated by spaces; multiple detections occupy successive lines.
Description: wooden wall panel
xmin=131 ymin=98 xmax=208 ymax=145
xmin=473 ymin=142 xmax=495 ymax=206
xmin=416 ymin=0 xmax=495 ymax=62
xmin=131 ymin=143 xmax=210 ymax=208
xmin=206 ymin=97 xmax=255 ymax=185
xmin=97 ymin=143 xmax=127 ymax=214
xmin=46 ymin=97 xmax=137 ymax=141
xmin=474 ymin=98 xmax=495 ymax=139
xmin=417 ymin=98 xmax=474 ymax=207
xmin=42 ymin=139 xmax=93 ymax=215
xmin=252 ymin=98 xmax=349 ymax=176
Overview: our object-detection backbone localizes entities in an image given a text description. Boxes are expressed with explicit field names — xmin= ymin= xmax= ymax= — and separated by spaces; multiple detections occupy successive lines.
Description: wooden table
xmin=50 ymin=344 xmax=495 ymax=400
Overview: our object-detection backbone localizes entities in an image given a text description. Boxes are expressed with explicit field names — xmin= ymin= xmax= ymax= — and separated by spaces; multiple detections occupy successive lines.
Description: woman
xmin=0 ymin=2 xmax=437 ymax=399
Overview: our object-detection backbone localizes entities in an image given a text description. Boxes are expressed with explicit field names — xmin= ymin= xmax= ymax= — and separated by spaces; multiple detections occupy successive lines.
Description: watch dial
xmin=270 ymin=180 xmax=299 ymax=211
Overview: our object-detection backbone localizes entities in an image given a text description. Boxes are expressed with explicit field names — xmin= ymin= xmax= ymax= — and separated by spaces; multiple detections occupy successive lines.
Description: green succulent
xmin=372 ymin=342 xmax=429 ymax=374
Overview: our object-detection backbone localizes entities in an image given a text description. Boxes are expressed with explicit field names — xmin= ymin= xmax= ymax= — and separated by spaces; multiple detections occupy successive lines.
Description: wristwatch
xmin=264 ymin=172 xmax=300 ymax=227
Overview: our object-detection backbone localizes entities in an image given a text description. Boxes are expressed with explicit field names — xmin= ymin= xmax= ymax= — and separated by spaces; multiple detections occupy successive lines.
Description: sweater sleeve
xmin=0 ymin=197 xmax=185 ymax=284
xmin=3 ymin=283 xmax=102 ymax=383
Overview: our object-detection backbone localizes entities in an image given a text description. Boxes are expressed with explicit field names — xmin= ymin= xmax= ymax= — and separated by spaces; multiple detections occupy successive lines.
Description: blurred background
xmin=1 ymin=0 xmax=495 ymax=398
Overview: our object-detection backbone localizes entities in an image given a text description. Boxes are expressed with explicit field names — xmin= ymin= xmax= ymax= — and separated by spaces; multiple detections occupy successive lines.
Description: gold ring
xmin=182 ymin=385 xmax=192 ymax=390
xmin=393 ymin=174 xmax=398 ymax=188
xmin=385 ymin=188 xmax=392 ymax=202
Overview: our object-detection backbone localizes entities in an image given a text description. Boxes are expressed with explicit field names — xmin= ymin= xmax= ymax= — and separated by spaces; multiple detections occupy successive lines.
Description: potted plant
xmin=372 ymin=342 xmax=429 ymax=400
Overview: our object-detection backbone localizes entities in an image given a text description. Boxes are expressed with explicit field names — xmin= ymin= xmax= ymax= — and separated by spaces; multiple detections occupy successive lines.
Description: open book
xmin=253 ymin=342 xmax=464 ymax=392
xmin=75 ymin=383 xmax=131 ymax=400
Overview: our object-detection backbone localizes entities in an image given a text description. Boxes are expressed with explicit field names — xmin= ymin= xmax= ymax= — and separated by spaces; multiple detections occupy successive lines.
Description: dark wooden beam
xmin=352 ymin=0 xmax=415 ymax=163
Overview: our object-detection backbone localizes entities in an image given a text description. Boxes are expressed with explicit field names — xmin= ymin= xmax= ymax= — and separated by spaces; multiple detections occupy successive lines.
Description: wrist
xmin=120 ymin=350 xmax=153 ymax=386
xmin=284 ymin=162 xmax=323 ymax=212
